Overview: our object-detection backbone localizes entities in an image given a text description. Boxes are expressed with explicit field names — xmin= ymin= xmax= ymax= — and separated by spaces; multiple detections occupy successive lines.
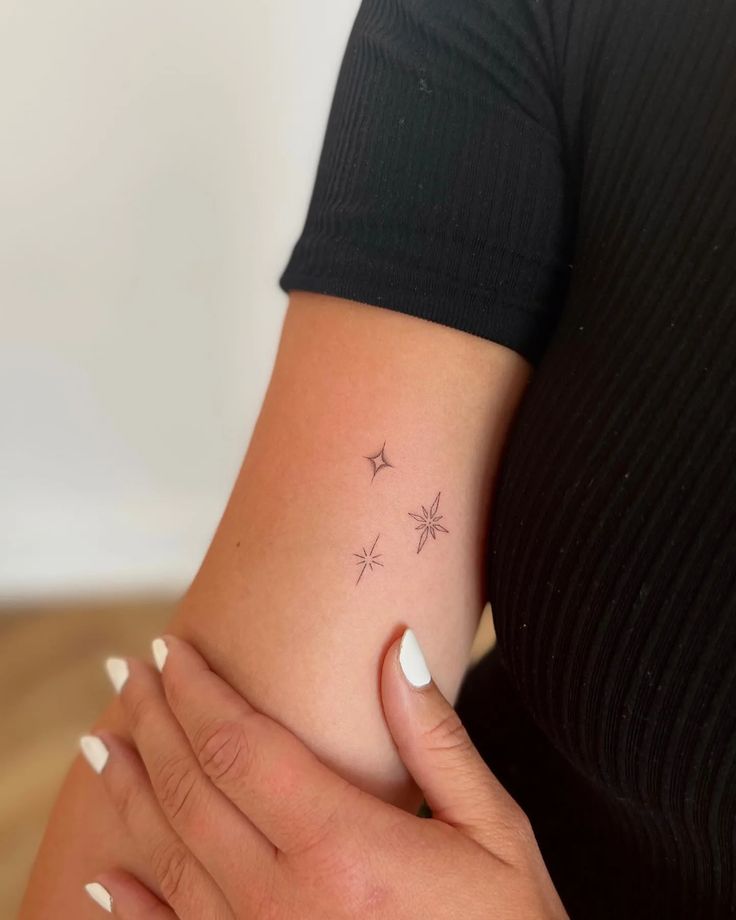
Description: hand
xmin=79 ymin=629 xmax=569 ymax=919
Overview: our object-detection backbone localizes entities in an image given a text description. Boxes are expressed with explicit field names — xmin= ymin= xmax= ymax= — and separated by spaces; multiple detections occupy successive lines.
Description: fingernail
xmin=105 ymin=656 xmax=129 ymax=693
xmin=80 ymin=735 xmax=109 ymax=774
xmin=399 ymin=628 xmax=431 ymax=688
xmin=152 ymin=637 xmax=168 ymax=672
xmin=84 ymin=881 xmax=112 ymax=912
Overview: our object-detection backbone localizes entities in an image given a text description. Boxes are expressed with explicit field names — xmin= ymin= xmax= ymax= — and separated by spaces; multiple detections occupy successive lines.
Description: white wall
xmin=0 ymin=0 xmax=361 ymax=602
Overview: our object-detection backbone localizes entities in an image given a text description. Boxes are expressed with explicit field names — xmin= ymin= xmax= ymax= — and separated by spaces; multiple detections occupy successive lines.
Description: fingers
xmin=84 ymin=870 xmax=177 ymax=918
xmin=380 ymin=628 xmax=537 ymax=859
xmin=153 ymin=634 xmax=356 ymax=855
xmin=106 ymin=655 xmax=275 ymax=901
xmin=79 ymin=733 xmax=230 ymax=919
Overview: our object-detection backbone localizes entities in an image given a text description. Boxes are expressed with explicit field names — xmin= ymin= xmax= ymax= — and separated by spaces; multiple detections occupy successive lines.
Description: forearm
xmin=21 ymin=293 xmax=531 ymax=916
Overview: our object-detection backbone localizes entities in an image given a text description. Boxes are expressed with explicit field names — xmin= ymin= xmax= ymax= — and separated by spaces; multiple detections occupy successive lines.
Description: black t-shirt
xmin=278 ymin=1 xmax=736 ymax=917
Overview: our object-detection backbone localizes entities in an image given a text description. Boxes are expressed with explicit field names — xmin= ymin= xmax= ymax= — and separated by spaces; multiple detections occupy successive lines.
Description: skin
xmin=84 ymin=633 xmax=569 ymax=918
xmin=20 ymin=291 xmax=532 ymax=917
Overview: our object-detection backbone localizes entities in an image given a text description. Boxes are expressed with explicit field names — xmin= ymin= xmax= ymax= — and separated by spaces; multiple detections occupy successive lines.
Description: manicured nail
xmin=105 ymin=656 xmax=129 ymax=693
xmin=399 ymin=628 xmax=431 ymax=688
xmin=80 ymin=735 xmax=109 ymax=774
xmin=84 ymin=881 xmax=112 ymax=912
xmin=152 ymin=637 xmax=168 ymax=672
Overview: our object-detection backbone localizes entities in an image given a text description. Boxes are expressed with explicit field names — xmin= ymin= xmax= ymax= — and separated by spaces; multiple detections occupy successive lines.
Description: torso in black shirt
xmin=278 ymin=1 xmax=736 ymax=916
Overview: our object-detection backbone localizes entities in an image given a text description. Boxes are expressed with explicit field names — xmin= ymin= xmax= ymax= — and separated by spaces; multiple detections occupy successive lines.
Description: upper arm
xmin=174 ymin=289 xmax=531 ymax=801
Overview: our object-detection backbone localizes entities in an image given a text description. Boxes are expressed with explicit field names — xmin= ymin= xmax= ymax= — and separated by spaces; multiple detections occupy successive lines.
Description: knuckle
xmin=194 ymin=718 xmax=252 ymax=785
xmin=422 ymin=710 xmax=473 ymax=756
xmin=156 ymin=755 xmax=198 ymax=821
xmin=501 ymin=802 xmax=536 ymax=851
xmin=151 ymin=840 xmax=190 ymax=904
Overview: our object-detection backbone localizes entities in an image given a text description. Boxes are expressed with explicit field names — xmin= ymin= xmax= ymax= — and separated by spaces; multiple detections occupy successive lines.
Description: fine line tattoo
xmin=409 ymin=492 xmax=449 ymax=554
xmin=364 ymin=442 xmax=393 ymax=481
xmin=353 ymin=533 xmax=384 ymax=585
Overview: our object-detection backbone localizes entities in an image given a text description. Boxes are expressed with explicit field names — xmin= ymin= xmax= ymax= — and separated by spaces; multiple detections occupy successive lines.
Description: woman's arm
xmin=20 ymin=290 xmax=531 ymax=916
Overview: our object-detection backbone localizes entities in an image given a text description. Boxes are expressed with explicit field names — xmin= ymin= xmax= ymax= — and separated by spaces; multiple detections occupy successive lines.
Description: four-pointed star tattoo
xmin=409 ymin=492 xmax=449 ymax=554
xmin=364 ymin=442 xmax=393 ymax=481
xmin=353 ymin=533 xmax=384 ymax=585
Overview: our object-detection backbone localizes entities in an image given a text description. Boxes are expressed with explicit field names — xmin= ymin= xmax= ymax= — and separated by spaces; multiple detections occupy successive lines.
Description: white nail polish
xmin=85 ymin=881 xmax=112 ymax=912
xmin=80 ymin=735 xmax=109 ymax=774
xmin=105 ymin=657 xmax=129 ymax=693
xmin=399 ymin=628 xmax=431 ymax=688
xmin=152 ymin=637 xmax=168 ymax=672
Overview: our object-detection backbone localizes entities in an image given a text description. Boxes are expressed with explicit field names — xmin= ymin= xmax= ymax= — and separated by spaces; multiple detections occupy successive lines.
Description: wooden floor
xmin=0 ymin=598 xmax=494 ymax=918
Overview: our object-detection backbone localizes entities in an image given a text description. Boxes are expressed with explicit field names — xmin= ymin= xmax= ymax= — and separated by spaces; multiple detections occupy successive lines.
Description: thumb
xmin=381 ymin=627 xmax=533 ymax=855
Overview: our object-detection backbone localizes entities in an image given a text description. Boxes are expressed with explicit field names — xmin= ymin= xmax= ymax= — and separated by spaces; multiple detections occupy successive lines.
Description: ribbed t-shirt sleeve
xmin=278 ymin=0 xmax=575 ymax=365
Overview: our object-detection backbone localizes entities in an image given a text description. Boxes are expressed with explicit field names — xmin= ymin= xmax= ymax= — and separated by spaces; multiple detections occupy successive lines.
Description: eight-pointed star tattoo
xmin=353 ymin=533 xmax=384 ymax=585
xmin=364 ymin=442 xmax=393 ymax=481
xmin=409 ymin=492 xmax=449 ymax=553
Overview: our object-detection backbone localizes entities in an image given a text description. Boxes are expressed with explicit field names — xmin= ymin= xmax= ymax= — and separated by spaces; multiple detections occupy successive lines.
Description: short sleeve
xmin=278 ymin=0 xmax=575 ymax=365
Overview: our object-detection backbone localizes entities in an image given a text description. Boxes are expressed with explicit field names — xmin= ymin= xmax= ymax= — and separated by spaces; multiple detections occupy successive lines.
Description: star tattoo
xmin=353 ymin=533 xmax=384 ymax=585
xmin=409 ymin=492 xmax=449 ymax=554
xmin=364 ymin=442 xmax=393 ymax=481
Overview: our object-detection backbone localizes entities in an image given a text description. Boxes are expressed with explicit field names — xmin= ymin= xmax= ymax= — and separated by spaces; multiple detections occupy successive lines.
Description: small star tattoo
xmin=353 ymin=533 xmax=384 ymax=585
xmin=364 ymin=442 xmax=393 ymax=481
xmin=409 ymin=492 xmax=449 ymax=554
